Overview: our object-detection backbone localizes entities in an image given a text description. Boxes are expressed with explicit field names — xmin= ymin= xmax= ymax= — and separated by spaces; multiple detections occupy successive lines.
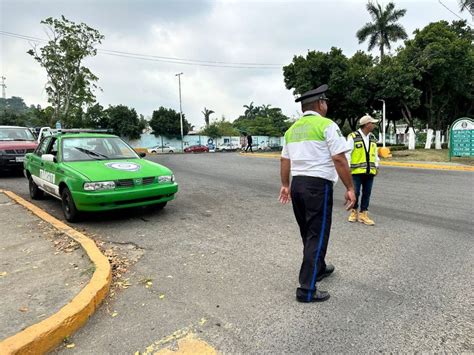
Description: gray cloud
xmin=1 ymin=0 xmax=469 ymax=128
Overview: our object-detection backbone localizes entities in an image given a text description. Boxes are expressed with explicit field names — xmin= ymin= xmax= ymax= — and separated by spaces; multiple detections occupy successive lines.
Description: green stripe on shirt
xmin=284 ymin=115 xmax=332 ymax=143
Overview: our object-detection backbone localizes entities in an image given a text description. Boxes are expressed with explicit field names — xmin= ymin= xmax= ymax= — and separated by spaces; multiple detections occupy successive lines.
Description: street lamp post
xmin=175 ymin=72 xmax=184 ymax=152
xmin=378 ymin=99 xmax=386 ymax=148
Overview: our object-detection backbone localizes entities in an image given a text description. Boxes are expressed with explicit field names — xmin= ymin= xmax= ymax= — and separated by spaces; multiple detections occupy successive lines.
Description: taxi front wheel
xmin=148 ymin=202 xmax=167 ymax=211
xmin=29 ymin=176 xmax=44 ymax=200
xmin=61 ymin=187 xmax=81 ymax=222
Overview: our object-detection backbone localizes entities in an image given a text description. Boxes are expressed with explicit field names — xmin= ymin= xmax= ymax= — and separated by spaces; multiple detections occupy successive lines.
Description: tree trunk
xmin=401 ymin=102 xmax=414 ymax=128
xmin=348 ymin=117 xmax=358 ymax=131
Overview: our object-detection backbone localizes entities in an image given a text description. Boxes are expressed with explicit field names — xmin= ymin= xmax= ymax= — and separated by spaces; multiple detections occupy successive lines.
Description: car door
xmin=29 ymin=137 xmax=51 ymax=189
xmin=40 ymin=137 xmax=61 ymax=198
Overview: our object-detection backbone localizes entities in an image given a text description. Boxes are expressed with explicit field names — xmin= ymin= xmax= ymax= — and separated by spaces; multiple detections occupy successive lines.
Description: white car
xmin=148 ymin=145 xmax=176 ymax=153
xmin=216 ymin=143 xmax=240 ymax=152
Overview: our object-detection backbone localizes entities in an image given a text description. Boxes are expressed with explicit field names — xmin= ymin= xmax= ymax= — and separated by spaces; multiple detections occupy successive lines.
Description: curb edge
xmin=0 ymin=190 xmax=112 ymax=355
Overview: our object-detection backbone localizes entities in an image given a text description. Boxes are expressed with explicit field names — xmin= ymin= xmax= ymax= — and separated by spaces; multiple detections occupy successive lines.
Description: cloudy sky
xmin=1 ymin=0 xmax=471 ymax=128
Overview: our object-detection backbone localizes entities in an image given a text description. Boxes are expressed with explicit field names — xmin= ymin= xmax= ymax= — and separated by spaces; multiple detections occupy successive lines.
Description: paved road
xmin=1 ymin=153 xmax=473 ymax=353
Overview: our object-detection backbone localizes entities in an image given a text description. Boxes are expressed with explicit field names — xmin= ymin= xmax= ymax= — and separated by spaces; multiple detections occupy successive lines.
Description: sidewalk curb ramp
xmin=0 ymin=190 xmax=112 ymax=355
xmin=239 ymin=152 xmax=474 ymax=172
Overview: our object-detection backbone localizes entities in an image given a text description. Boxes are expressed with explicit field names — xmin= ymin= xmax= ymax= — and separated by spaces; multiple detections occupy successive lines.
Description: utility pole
xmin=1 ymin=76 xmax=6 ymax=99
xmin=175 ymin=72 xmax=184 ymax=152
xmin=378 ymin=99 xmax=386 ymax=147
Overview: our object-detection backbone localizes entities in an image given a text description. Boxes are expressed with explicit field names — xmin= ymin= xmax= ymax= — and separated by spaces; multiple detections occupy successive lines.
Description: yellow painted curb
xmin=156 ymin=334 xmax=217 ymax=355
xmin=379 ymin=161 xmax=474 ymax=172
xmin=239 ymin=152 xmax=474 ymax=171
xmin=239 ymin=152 xmax=281 ymax=159
xmin=0 ymin=190 xmax=112 ymax=355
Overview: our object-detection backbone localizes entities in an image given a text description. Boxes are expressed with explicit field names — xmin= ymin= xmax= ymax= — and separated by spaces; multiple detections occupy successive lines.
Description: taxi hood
xmin=63 ymin=159 xmax=173 ymax=181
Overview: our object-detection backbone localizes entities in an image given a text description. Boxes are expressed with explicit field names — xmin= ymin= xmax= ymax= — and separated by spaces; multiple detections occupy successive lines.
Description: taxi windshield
xmin=62 ymin=137 xmax=139 ymax=162
xmin=0 ymin=127 xmax=36 ymax=141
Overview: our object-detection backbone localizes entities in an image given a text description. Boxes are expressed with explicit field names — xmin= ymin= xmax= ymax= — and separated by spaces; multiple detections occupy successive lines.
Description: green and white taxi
xmin=23 ymin=131 xmax=178 ymax=222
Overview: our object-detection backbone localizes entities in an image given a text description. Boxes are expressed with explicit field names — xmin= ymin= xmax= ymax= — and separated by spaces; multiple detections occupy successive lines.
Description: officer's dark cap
xmin=295 ymin=84 xmax=329 ymax=103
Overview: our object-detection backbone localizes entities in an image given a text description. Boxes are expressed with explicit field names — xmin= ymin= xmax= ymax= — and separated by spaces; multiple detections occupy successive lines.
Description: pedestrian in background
xmin=245 ymin=134 xmax=253 ymax=153
xmin=279 ymin=84 xmax=356 ymax=303
xmin=346 ymin=115 xmax=380 ymax=226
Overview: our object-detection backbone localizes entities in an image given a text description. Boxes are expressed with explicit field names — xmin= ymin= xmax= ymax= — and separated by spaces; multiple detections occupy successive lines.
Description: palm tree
xmin=459 ymin=0 xmax=474 ymax=15
xmin=356 ymin=1 xmax=408 ymax=58
xmin=202 ymin=107 xmax=214 ymax=128
xmin=260 ymin=104 xmax=272 ymax=117
xmin=243 ymin=102 xmax=255 ymax=118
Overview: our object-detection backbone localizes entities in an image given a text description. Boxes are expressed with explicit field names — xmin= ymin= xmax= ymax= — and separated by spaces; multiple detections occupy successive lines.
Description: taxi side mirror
xmin=42 ymin=154 xmax=57 ymax=163
xmin=139 ymin=152 xmax=146 ymax=158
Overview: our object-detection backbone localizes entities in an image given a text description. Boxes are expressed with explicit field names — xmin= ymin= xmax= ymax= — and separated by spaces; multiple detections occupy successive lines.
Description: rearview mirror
xmin=139 ymin=152 xmax=146 ymax=158
xmin=42 ymin=154 xmax=56 ymax=163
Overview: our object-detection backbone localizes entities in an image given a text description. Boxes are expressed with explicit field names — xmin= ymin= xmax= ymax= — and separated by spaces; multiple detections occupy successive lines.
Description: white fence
xmin=127 ymin=133 xmax=284 ymax=152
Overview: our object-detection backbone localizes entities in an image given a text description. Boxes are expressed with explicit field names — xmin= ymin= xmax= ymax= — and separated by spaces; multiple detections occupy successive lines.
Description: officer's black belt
xmin=292 ymin=176 xmax=333 ymax=184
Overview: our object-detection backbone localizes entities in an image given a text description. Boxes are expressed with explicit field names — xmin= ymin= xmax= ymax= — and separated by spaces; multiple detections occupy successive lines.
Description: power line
xmin=0 ymin=30 xmax=283 ymax=69
xmin=437 ymin=0 xmax=474 ymax=25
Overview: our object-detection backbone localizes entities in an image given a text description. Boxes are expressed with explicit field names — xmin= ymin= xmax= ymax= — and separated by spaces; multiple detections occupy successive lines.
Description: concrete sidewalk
xmin=0 ymin=193 xmax=92 ymax=340
xmin=0 ymin=191 xmax=111 ymax=354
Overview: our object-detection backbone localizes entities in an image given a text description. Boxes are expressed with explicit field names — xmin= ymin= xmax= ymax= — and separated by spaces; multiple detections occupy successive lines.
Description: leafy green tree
xmin=401 ymin=20 xmax=474 ymax=130
xmin=202 ymin=117 xmax=239 ymax=137
xmin=0 ymin=96 xmax=28 ymax=113
xmin=149 ymin=106 xmax=191 ymax=138
xmin=356 ymin=1 xmax=407 ymax=58
xmin=0 ymin=97 xmax=51 ymax=127
xmin=370 ymin=54 xmax=422 ymax=131
xmin=202 ymin=107 xmax=214 ymax=128
xmin=201 ymin=123 xmax=220 ymax=138
xmin=233 ymin=105 xmax=290 ymax=136
xmin=83 ymin=103 xmax=107 ymax=128
xmin=27 ymin=16 xmax=104 ymax=127
xmin=105 ymin=105 xmax=144 ymax=139
xmin=284 ymin=48 xmax=375 ymax=130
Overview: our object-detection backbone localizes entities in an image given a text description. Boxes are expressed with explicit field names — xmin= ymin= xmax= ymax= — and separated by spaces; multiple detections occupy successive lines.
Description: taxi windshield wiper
xmin=73 ymin=147 xmax=109 ymax=159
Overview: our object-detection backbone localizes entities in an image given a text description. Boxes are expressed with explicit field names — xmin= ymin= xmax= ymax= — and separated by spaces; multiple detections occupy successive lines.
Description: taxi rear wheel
xmin=61 ymin=187 xmax=81 ymax=222
xmin=29 ymin=176 xmax=44 ymax=200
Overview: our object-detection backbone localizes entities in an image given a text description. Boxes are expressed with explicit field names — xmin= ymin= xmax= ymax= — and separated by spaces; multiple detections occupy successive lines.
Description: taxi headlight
xmin=83 ymin=181 xmax=116 ymax=191
xmin=158 ymin=175 xmax=174 ymax=183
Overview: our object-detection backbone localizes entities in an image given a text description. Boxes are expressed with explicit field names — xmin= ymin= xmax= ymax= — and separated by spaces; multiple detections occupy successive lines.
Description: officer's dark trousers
xmin=291 ymin=176 xmax=333 ymax=300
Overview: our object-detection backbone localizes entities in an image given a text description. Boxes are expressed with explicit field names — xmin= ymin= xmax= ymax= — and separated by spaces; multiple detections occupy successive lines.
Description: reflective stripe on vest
xmin=348 ymin=131 xmax=377 ymax=175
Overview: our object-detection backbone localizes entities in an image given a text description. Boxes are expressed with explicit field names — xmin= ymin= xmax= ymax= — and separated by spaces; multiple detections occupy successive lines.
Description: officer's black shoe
xmin=296 ymin=290 xmax=330 ymax=303
xmin=316 ymin=264 xmax=335 ymax=281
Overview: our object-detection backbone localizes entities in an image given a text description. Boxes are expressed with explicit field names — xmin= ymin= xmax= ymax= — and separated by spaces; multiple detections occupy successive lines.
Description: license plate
xmin=15 ymin=157 xmax=25 ymax=162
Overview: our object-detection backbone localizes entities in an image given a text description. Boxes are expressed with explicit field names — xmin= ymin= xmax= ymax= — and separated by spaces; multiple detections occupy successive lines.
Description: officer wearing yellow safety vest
xmin=346 ymin=115 xmax=380 ymax=226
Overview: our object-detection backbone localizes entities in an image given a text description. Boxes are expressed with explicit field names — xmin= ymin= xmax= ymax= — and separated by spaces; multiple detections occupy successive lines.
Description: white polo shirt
xmin=281 ymin=111 xmax=350 ymax=183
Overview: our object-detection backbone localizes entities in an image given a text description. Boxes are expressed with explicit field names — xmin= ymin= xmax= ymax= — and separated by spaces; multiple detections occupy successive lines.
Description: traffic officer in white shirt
xmin=279 ymin=84 xmax=356 ymax=303
xmin=345 ymin=115 xmax=380 ymax=226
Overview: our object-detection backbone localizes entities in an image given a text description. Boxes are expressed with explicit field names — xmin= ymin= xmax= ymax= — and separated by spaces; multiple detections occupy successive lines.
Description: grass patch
xmin=386 ymin=149 xmax=474 ymax=165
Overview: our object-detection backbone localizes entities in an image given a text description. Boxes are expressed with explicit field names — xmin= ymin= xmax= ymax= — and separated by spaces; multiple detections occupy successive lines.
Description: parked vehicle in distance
xmin=23 ymin=131 xmax=178 ymax=222
xmin=184 ymin=144 xmax=209 ymax=153
xmin=0 ymin=126 xmax=38 ymax=171
xmin=257 ymin=144 xmax=271 ymax=151
xmin=147 ymin=145 xmax=176 ymax=153
xmin=216 ymin=143 xmax=240 ymax=152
